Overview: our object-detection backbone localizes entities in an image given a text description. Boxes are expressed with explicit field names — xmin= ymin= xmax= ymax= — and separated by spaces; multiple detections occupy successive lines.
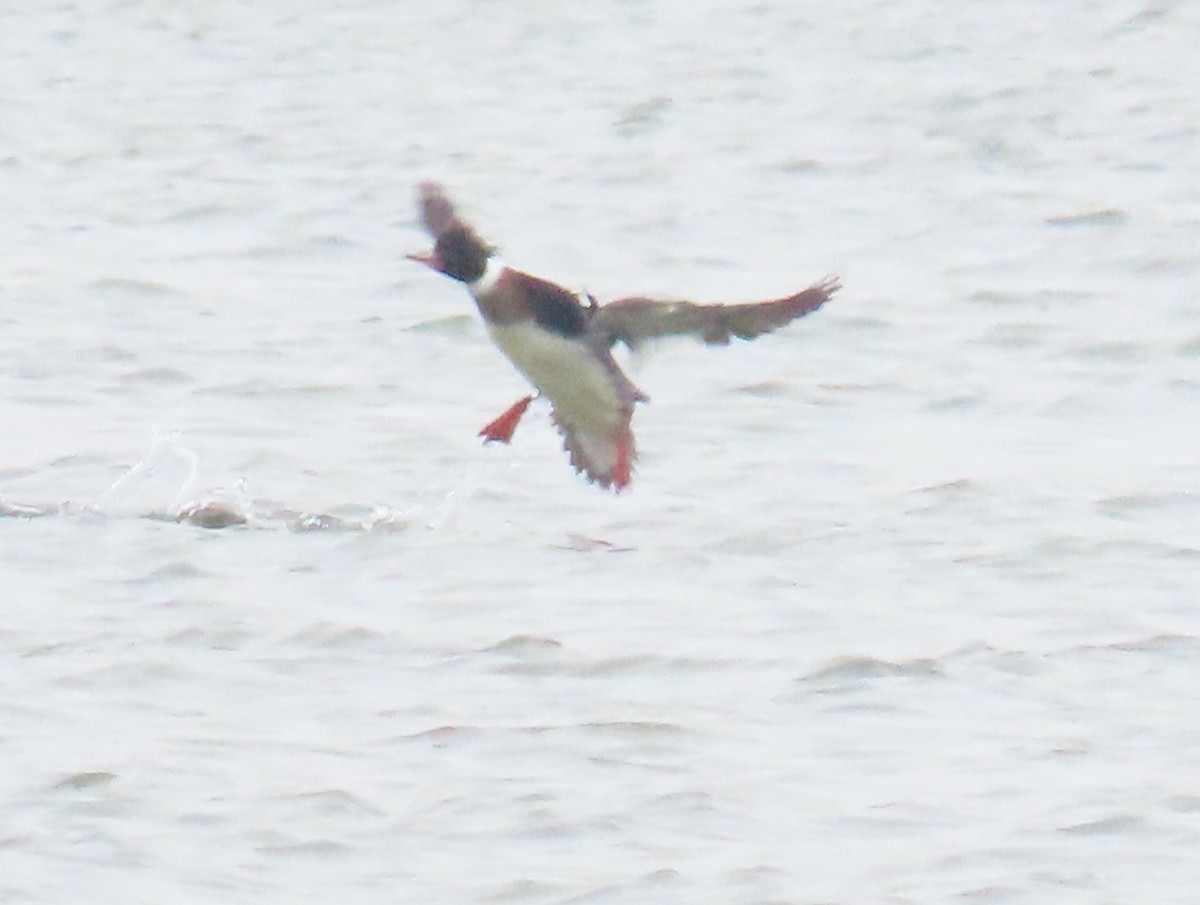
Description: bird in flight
xmin=408 ymin=182 xmax=838 ymax=491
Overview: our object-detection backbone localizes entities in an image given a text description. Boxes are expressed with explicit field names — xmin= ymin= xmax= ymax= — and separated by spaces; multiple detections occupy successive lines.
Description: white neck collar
xmin=468 ymin=257 xmax=506 ymax=296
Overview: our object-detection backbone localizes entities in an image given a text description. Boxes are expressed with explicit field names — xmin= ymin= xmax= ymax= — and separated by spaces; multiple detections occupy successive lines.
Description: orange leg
xmin=611 ymin=433 xmax=633 ymax=491
xmin=478 ymin=395 xmax=534 ymax=444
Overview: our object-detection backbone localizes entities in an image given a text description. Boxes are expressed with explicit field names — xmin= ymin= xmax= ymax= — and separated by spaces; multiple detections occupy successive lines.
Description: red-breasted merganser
xmin=408 ymin=182 xmax=838 ymax=491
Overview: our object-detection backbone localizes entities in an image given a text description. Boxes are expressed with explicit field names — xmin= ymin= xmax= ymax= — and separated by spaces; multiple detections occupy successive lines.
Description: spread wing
xmin=552 ymin=408 xmax=637 ymax=491
xmin=417 ymin=181 xmax=459 ymax=237
xmin=587 ymin=276 xmax=839 ymax=350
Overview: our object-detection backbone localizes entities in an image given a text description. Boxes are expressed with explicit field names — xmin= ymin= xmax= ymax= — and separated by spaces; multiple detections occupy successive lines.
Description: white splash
xmin=95 ymin=431 xmax=200 ymax=517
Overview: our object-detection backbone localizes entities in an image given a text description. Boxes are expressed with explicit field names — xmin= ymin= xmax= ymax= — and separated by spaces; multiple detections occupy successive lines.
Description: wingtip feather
xmin=417 ymin=181 xmax=458 ymax=238
xmin=554 ymin=413 xmax=637 ymax=492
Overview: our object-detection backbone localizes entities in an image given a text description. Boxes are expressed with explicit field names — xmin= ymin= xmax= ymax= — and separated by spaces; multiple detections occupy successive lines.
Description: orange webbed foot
xmin=478 ymin=395 xmax=534 ymax=444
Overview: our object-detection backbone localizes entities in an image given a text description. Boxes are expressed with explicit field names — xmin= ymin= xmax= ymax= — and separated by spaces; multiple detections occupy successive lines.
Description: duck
xmin=408 ymin=182 xmax=838 ymax=491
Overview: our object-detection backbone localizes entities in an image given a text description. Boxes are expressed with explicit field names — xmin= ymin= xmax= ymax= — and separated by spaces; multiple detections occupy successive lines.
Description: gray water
xmin=3 ymin=1 xmax=1199 ymax=902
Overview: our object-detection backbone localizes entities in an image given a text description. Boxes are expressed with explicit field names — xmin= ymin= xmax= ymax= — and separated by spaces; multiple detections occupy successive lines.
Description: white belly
xmin=486 ymin=322 xmax=640 ymax=485
xmin=486 ymin=322 xmax=626 ymax=431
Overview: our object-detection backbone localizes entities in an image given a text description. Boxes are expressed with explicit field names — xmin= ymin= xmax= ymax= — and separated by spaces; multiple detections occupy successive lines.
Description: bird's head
xmin=407 ymin=182 xmax=494 ymax=283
